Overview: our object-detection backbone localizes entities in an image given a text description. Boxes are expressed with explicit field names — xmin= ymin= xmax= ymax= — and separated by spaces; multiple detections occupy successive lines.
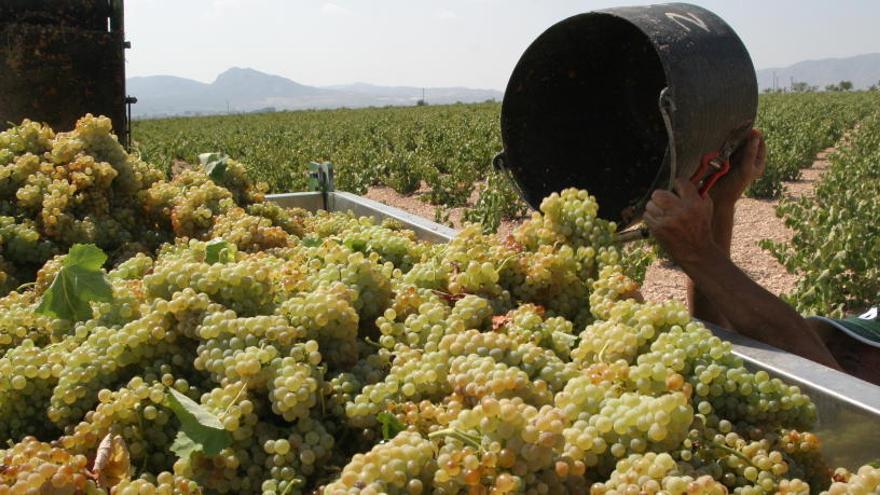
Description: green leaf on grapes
xmin=344 ymin=238 xmax=367 ymax=253
xmin=377 ymin=412 xmax=405 ymax=441
xmin=166 ymin=388 xmax=232 ymax=458
xmin=302 ymin=236 xmax=322 ymax=248
xmin=870 ymin=459 xmax=880 ymax=469
xmin=169 ymin=431 xmax=203 ymax=460
xmin=205 ymin=238 xmax=236 ymax=264
xmin=198 ymin=152 xmax=229 ymax=182
xmin=36 ymin=244 xmax=113 ymax=322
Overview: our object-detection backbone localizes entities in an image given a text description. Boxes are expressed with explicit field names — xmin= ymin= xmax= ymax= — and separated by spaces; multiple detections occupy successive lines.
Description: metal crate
xmin=267 ymin=191 xmax=880 ymax=469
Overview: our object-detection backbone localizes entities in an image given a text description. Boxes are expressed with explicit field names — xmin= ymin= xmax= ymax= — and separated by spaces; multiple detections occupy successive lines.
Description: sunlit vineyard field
xmin=134 ymin=93 xmax=874 ymax=204
xmin=135 ymin=102 xmax=503 ymax=208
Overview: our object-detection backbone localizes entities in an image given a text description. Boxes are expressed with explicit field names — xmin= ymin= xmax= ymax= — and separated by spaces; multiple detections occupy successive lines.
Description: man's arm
xmin=685 ymin=131 xmax=765 ymax=329
xmin=686 ymin=199 xmax=734 ymax=329
xmin=678 ymin=235 xmax=841 ymax=370
xmin=644 ymin=176 xmax=842 ymax=371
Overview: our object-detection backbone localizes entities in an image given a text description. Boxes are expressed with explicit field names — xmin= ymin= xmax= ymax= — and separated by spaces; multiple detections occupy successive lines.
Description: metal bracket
xmin=124 ymin=96 xmax=137 ymax=150
xmin=307 ymin=162 xmax=335 ymax=210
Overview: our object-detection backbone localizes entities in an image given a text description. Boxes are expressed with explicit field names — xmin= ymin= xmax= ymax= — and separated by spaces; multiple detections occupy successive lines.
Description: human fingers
xmin=650 ymin=189 xmax=680 ymax=209
xmin=673 ymin=177 xmax=702 ymax=202
xmin=642 ymin=210 xmax=661 ymax=230
xmin=645 ymin=201 xmax=665 ymax=218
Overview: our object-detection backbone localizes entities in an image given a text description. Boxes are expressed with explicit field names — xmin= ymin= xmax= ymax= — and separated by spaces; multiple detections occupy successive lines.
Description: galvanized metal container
xmin=267 ymin=191 xmax=880 ymax=469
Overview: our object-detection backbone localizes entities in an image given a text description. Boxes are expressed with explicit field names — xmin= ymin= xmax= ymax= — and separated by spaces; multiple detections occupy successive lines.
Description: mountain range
xmin=756 ymin=53 xmax=880 ymax=91
xmin=127 ymin=68 xmax=502 ymax=118
xmin=128 ymin=54 xmax=880 ymax=117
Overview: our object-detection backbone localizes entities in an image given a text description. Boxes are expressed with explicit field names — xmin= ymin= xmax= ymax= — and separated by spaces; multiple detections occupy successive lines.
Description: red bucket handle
xmin=690 ymin=151 xmax=731 ymax=197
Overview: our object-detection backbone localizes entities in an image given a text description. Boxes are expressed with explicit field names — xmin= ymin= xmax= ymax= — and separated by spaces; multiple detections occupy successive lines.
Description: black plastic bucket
xmin=496 ymin=2 xmax=758 ymax=226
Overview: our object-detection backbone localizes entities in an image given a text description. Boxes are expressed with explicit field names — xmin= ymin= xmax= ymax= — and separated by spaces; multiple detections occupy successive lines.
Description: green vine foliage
xmin=134 ymin=103 xmax=501 ymax=202
xmin=462 ymin=171 xmax=529 ymax=234
xmin=621 ymin=240 xmax=656 ymax=285
xmin=762 ymin=108 xmax=880 ymax=317
xmin=747 ymin=93 xmax=872 ymax=199
xmin=137 ymin=95 xmax=874 ymax=211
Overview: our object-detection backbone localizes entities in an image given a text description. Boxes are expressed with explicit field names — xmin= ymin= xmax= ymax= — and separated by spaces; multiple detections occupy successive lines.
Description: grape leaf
xmin=302 ymin=236 xmax=322 ymax=248
xmin=198 ymin=152 xmax=229 ymax=181
xmin=377 ymin=411 xmax=405 ymax=441
xmin=170 ymin=431 xmax=204 ymax=460
xmin=36 ymin=244 xmax=113 ymax=322
xmin=166 ymin=388 xmax=232 ymax=458
xmin=344 ymin=238 xmax=367 ymax=253
xmin=205 ymin=238 xmax=236 ymax=264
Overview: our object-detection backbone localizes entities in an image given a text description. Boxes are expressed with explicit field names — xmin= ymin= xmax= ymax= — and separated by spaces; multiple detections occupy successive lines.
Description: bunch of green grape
xmin=0 ymin=117 xmax=876 ymax=495
xmin=0 ymin=116 xmax=290 ymax=298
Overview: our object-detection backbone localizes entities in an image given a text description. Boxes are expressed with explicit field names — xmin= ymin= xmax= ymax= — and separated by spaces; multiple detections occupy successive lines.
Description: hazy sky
xmin=126 ymin=0 xmax=880 ymax=90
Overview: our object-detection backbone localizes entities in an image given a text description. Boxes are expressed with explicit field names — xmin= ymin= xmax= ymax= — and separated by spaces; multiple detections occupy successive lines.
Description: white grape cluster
xmin=591 ymin=452 xmax=728 ymax=495
xmin=0 ymin=116 xmax=282 ymax=299
xmin=0 ymin=436 xmax=96 ymax=494
xmin=209 ymin=206 xmax=293 ymax=252
xmin=324 ymin=431 xmax=437 ymax=495
xmin=277 ymin=283 xmax=360 ymax=368
xmin=268 ymin=341 xmax=323 ymax=422
xmin=0 ymin=118 xmax=871 ymax=495
xmin=822 ymin=466 xmax=880 ymax=495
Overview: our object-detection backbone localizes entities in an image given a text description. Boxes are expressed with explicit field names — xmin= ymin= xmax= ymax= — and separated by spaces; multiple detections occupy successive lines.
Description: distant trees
xmin=765 ymin=79 xmax=872 ymax=93
xmin=791 ymin=82 xmax=818 ymax=93
xmin=824 ymin=81 xmax=854 ymax=92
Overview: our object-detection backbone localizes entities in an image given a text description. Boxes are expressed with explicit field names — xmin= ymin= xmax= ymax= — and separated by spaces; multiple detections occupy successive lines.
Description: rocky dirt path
xmin=363 ymin=147 xmax=836 ymax=303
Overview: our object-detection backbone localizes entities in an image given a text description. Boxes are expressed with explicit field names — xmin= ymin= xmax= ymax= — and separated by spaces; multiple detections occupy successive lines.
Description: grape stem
xmin=16 ymin=281 xmax=36 ymax=291
xmin=363 ymin=337 xmax=382 ymax=348
xmin=317 ymin=365 xmax=327 ymax=416
xmin=497 ymin=255 xmax=517 ymax=272
xmin=597 ymin=340 xmax=611 ymax=363
xmin=222 ymin=379 xmax=249 ymax=418
xmin=710 ymin=440 xmax=757 ymax=467
xmin=428 ymin=428 xmax=482 ymax=450
xmin=279 ymin=477 xmax=304 ymax=495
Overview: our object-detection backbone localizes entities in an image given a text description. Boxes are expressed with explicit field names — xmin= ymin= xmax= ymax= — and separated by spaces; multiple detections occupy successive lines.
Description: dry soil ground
xmin=364 ymin=149 xmax=833 ymax=304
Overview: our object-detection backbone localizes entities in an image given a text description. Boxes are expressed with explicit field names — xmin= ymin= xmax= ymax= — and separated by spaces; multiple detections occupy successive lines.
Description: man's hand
xmin=643 ymin=178 xmax=717 ymax=267
xmin=709 ymin=129 xmax=767 ymax=208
